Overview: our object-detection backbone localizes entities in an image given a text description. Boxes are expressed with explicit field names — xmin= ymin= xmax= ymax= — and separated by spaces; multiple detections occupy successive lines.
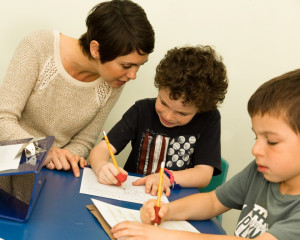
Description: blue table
xmin=0 ymin=169 xmax=225 ymax=239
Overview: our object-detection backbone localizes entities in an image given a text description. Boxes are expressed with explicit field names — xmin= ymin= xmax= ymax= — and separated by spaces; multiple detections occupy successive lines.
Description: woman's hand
xmin=43 ymin=147 xmax=87 ymax=177
xmin=132 ymin=173 xmax=171 ymax=197
xmin=97 ymin=162 xmax=128 ymax=185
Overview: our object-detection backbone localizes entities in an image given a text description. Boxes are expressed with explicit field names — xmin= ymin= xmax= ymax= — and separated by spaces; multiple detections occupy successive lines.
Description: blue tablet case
xmin=0 ymin=136 xmax=54 ymax=222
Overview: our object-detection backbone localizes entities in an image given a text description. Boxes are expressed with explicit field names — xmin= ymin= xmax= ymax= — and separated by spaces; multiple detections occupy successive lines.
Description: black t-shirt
xmin=107 ymin=98 xmax=221 ymax=175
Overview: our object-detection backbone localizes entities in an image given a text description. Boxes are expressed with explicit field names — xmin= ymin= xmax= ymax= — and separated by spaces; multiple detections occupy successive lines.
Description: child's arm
xmin=133 ymin=164 xmax=213 ymax=196
xmin=89 ymin=140 xmax=128 ymax=185
xmin=111 ymin=192 xmax=277 ymax=240
xmin=111 ymin=221 xmax=276 ymax=240
xmin=172 ymin=164 xmax=213 ymax=188
xmin=146 ymin=191 xmax=228 ymax=222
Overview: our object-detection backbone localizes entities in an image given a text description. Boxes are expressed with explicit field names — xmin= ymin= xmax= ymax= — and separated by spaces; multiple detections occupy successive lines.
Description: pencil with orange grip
xmin=102 ymin=129 xmax=127 ymax=189
xmin=152 ymin=161 xmax=165 ymax=226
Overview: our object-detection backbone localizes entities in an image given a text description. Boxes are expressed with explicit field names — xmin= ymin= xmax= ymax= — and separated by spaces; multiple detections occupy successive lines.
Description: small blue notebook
xmin=0 ymin=136 xmax=54 ymax=222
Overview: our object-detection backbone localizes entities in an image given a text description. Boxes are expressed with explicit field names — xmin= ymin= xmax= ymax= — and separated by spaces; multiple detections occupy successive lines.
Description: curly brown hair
xmin=154 ymin=45 xmax=228 ymax=112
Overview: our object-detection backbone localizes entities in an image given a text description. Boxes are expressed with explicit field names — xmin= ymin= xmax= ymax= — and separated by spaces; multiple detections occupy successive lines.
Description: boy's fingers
xmin=145 ymin=180 xmax=154 ymax=194
xmin=119 ymin=168 xmax=128 ymax=175
xmin=132 ymin=177 xmax=146 ymax=186
xmin=165 ymin=187 xmax=171 ymax=197
xmin=159 ymin=204 xmax=169 ymax=219
xmin=150 ymin=185 xmax=158 ymax=196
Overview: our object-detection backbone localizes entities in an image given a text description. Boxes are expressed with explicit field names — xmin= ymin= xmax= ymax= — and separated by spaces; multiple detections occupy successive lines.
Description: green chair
xmin=199 ymin=157 xmax=229 ymax=224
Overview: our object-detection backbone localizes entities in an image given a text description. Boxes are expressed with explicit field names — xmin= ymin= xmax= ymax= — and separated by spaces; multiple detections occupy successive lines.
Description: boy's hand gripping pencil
xmin=102 ymin=129 xmax=127 ymax=189
xmin=152 ymin=161 xmax=165 ymax=226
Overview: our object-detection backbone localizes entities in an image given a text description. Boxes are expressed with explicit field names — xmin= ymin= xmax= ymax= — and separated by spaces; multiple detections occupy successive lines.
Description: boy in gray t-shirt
xmin=111 ymin=69 xmax=300 ymax=240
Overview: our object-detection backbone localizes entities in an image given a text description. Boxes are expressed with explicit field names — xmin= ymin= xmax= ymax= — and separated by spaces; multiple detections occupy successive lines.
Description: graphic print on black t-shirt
xmin=137 ymin=130 xmax=196 ymax=175
xmin=166 ymin=135 xmax=196 ymax=170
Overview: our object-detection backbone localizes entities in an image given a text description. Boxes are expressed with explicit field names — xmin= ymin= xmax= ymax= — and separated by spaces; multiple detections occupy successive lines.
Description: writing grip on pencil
xmin=152 ymin=206 xmax=161 ymax=226
xmin=115 ymin=172 xmax=127 ymax=186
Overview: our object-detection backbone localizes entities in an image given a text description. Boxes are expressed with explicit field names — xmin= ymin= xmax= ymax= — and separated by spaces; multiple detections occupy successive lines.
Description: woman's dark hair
xmin=79 ymin=0 xmax=155 ymax=63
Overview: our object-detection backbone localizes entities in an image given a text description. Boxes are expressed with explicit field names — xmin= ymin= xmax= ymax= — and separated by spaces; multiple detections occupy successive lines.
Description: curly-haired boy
xmin=90 ymin=45 xmax=228 ymax=196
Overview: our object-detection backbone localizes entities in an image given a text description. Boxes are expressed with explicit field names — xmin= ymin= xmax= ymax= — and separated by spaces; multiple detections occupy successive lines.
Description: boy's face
xmin=155 ymin=88 xmax=198 ymax=128
xmin=251 ymin=114 xmax=300 ymax=190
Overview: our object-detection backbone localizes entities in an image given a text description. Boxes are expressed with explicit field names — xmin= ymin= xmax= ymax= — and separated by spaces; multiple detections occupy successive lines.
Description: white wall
xmin=1 ymin=0 xmax=300 ymax=235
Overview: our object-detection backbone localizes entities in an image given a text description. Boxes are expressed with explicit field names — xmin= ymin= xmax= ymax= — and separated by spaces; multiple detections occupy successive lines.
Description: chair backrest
xmin=199 ymin=157 xmax=229 ymax=193
xmin=199 ymin=157 xmax=229 ymax=225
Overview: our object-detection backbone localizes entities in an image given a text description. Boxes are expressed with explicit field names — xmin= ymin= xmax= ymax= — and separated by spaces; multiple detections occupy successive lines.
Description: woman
xmin=0 ymin=0 xmax=155 ymax=177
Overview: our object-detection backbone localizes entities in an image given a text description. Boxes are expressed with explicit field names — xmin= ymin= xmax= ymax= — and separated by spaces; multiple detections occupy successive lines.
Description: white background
xmin=1 ymin=0 xmax=300 ymax=234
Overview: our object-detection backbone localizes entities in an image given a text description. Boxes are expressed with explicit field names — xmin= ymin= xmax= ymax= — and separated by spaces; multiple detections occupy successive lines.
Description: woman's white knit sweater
xmin=0 ymin=30 xmax=123 ymax=158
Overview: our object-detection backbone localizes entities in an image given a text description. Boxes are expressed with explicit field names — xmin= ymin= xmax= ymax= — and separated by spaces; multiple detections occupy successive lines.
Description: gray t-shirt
xmin=216 ymin=160 xmax=300 ymax=239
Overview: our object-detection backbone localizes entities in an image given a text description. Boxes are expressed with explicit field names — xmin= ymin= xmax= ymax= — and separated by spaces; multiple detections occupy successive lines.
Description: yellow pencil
xmin=102 ymin=129 xmax=125 ymax=189
xmin=154 ymin=161 xmax=165 ymax=226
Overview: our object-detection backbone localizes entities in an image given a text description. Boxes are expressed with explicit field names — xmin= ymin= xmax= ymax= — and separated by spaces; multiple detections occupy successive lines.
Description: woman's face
xmin=98 ymin=51 xmax=148 ymax=88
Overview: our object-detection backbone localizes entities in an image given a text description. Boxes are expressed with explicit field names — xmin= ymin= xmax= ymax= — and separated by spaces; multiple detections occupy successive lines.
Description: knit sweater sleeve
xmin=63 ymin=87 xmax=123 ymax=158
xmin=0 ymin=33 xmax=40 ymax=140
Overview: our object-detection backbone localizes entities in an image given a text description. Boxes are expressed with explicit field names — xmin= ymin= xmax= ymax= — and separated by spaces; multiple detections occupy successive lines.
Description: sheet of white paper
xmin=80 ymin=167 xmax=169 ymax=204
xmin=92 ymin=198 xmax=199 ymax=233
xmin=0 ymin=143 xmax=23 ymax=171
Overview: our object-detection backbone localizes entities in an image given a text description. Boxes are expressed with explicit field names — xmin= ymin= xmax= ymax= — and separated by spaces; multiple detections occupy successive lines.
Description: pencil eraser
xmin=116 ymin=173 xmax=127 ymax=184
xmin=151 ymin=206 xmax=161 ymax=225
